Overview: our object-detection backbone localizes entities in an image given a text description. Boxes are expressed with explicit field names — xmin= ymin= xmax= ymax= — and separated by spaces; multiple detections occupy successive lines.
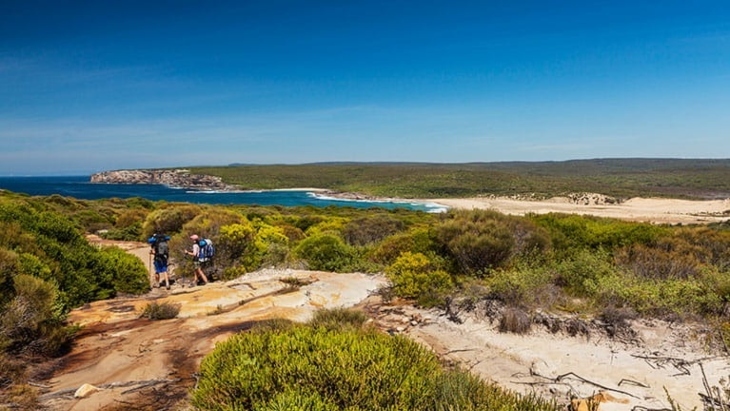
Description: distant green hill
xmin=192 ymin=158 xmax=730 ymax=200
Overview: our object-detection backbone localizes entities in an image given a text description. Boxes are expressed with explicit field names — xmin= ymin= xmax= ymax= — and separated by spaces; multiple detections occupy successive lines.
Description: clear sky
xmin=1 ymin=1 xmax=729 ymax=175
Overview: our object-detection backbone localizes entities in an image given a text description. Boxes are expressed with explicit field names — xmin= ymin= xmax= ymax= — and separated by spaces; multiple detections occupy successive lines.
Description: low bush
xmin=342 ymin=214 xmax=405 ymax=246
xmin=499 ymin=306 xmax=532 ymax=334
xmin=434 ymin=209 xmax=516 ymax=276
xmin=555 ymin=248 xmax=617 ymax=296
xmin=386 ymin=252 xmax=453 ymax=307
xmin=293 ymin=233 xmax=355 ymax=272
xmin=192 ymin=319 xmax=561 ymax=411
xmin=308 ymin=307 xmax=369 ymax=331
xmin=139 ymin=301 xmax=181 ymax=320
xmin=486 ymin=261 xmax=560 ymax=308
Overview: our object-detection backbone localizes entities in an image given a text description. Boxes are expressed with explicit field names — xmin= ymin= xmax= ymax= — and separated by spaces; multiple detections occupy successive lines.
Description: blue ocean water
xmin=0 ymin=176 xmax=446 ymax=212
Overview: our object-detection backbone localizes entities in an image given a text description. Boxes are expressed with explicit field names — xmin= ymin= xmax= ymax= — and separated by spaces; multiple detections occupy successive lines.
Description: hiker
xmin=185 ymin=234 xmax=211 ymax=285
xmin=148 ymin=233 xmax=171 ymax=290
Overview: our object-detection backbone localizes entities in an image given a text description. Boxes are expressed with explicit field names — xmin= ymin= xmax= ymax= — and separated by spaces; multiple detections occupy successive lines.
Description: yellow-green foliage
xmin=592 ymin=272 xmax=723 ymax=316
xmin=217 ymin=220 xmax=289 ymax=273
xmin=192 ymin=320 xmax=561 ymax=411
xmin=218 ymin=221 xmax=256 ymax=267
xmin=342 ymin=214 xmax=406 ymax=246
xmin=308 ymin=307 xmax=369 ymax=331
xmin=294 ymin=233 xmax=355 ymax=272
xmin=304 ymin=216 xmax=349 ymax=237
xmin=386 ymin=252 xmax=453 ymax=306
xmin=142 ymin=204 xmax=201 ymax=237
xmin=0 ymin=274 xmax=75 ymax=356
xmin=370 ymin=227 xmax=436 ymax=265
xmin=530 ymin=214 xmax=664 ymax=257
xmin=182 ymin=208 xmax=245 ymax=239
xmin=487 ymin=262 xmax=560 ymax=307
xmin=97 ymin=246 xmax=150 ymax=295
xmin=556 ymin=248 xmax=617 ymax=296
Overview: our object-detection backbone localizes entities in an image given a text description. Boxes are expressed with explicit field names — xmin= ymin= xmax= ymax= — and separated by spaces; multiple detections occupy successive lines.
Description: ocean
xmin=0 ymin=176 xmax=446 ymax=212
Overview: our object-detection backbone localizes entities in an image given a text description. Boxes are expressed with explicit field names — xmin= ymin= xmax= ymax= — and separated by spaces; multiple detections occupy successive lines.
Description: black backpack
xmin=152 ymin=234 xmax=170 ymax=257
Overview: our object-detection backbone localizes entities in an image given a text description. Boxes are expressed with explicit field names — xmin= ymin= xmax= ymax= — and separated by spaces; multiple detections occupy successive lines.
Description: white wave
xmin=185 ymin=189 xmax=264 ymax=194
xmin=308 ymin=192 xmax=447 ymax=212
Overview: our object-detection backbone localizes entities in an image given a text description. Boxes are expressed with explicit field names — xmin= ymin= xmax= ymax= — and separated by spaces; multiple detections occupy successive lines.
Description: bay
xmin=0 ymin=176 xmax=445 ymax=212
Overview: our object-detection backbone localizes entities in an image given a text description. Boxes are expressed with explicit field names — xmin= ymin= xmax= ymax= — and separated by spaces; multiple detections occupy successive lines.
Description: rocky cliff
xmin=90 ymin=169 xmax=235 ymax=191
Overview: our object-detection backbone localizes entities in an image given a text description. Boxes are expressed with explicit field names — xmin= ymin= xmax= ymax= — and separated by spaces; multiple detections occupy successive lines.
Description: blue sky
xmin=1 ymin=1 xmax=729 ymax=175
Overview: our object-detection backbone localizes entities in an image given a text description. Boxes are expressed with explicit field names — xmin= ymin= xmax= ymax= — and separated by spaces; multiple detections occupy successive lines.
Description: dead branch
xmin=555 ymin=372 xmax=641 ymax=399
xmin=618 ymin=379 xmax=650 ymax=388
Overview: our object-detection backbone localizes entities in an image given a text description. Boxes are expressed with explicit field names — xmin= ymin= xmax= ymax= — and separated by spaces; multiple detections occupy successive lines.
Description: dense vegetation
xmin=0 ymin=192 xmax=149 ymax=407
xmin=192 ymin=158 xmax=730 ymax=200
xmin=2 ymin=183 xmax=730 ymax=409
xmin=192 ymin=308 xmax=561 ymax=411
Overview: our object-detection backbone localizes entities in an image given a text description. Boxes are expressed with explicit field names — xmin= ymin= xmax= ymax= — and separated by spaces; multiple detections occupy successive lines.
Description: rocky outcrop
xmin=90 ymin=169 xmax=236 ymax=191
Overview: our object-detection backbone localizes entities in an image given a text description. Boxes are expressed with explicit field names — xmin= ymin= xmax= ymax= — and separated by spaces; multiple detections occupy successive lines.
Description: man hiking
xmin=148 ymin=233 xmax=171 ymax=290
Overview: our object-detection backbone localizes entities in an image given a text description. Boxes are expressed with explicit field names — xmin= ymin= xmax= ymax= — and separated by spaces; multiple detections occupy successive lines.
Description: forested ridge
xmin=191 ymin=158 xmax=730 ymax=200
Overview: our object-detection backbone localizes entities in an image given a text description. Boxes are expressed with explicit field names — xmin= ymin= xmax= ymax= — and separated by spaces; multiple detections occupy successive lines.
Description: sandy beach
xmin=426 ymin=195 xmax=730 ymax=225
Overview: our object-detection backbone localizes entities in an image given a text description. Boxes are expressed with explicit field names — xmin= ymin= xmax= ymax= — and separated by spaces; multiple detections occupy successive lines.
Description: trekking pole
xmin=148 ymin=252 xmax=153 ymax=287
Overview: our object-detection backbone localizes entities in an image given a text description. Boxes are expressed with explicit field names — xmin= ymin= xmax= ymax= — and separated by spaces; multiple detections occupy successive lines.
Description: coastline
xmin=424 ymin=196 xmax=730 ymax=225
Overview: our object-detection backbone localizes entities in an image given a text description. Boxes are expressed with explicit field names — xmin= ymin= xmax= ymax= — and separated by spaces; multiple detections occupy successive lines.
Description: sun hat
xmin=190 ymin=234 xmax=199 ymax=240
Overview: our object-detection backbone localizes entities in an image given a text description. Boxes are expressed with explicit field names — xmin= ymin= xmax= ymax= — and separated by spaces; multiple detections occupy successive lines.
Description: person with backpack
xmin=148 ymin=233 xmax=171 ymax=290
xmin=185 ymin=234 xmax=213 ymax=286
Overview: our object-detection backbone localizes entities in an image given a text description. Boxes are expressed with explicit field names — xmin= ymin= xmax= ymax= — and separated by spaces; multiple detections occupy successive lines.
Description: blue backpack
xmin=198 ymin=239 xmax=215 ymax=261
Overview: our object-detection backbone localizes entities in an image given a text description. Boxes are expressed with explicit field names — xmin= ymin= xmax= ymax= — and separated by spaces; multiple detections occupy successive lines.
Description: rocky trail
xmin=35 ymin=239 xmax=730 ymax=411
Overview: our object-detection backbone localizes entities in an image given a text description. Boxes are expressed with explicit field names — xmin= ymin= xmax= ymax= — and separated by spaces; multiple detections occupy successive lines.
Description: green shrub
xmin=193 ymin=325 xmax=442 ymax=410
xmin=0 ymin=274 xmax=75 ymax=357
xmin=614 ymin=241 xmax=703 ymax=280
xmin=192 ymin=320 xmax=561 ymax=411
xmin=556 ymin=248 xmax=617 ymax=296
xmin=308 ymin=307 xmax=369 ymax=331
xmin=217 ymin=221 xmax=257 ymax=268
xmin=96 ymin=246 xmax=150 ymax=295
xmin=370 ymin=227 xmax=436 ymax=266
xmin=304 ymin=217 xmax=348 ymax=237
xmin=386 ymin=252 xmax=453 ymax=307
xmin=139 ymin=301 xmax=181 ymax=320
xmin=342 ymin=214 xmax=405 ymax=246
xmin=253 ymin=389 xmax=339 ymax=411
xmin=294 ymin=234 xmax=355 ymax=272
xmin=434 ymin=210 xmax=516 ymax=276
xmin=530 ymin=214 xmax=664 ymax=257
xmin=486 ymin=261 xmax=562 ymax=308
xmin=0 ymin=248 xmax=20 ymax=309
xmin=142 ymin=204 xmax=202 ymax=237
xmin=593 ymin=273 xmax=723 ymax=317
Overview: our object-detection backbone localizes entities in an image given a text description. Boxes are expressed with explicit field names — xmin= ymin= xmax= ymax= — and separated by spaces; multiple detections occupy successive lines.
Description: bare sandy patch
xmin=427 ymin=196 xmax=730 ymax=225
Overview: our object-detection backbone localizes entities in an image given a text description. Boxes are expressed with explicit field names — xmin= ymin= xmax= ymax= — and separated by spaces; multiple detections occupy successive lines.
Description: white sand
xmin=427 ymin=196 xmax=730 ymax=224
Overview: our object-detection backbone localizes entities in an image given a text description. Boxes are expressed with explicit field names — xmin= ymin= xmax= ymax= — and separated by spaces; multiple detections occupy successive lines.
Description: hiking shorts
xmin=194 ymin=258 xmax=211 ymax=269
xmin=154 ymin=257 xmax=168 ymax=274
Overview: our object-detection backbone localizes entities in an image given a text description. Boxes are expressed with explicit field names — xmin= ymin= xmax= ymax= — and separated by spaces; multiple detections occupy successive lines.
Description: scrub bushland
xmin=192 ymin=308 xmax=562 ymax=411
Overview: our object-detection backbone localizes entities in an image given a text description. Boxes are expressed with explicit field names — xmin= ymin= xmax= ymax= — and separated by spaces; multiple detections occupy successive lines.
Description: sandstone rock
xmin=74 ymin=383 xmax=100 ymax=398
xmin=90 ymin=169 xmax=236 ymax=191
